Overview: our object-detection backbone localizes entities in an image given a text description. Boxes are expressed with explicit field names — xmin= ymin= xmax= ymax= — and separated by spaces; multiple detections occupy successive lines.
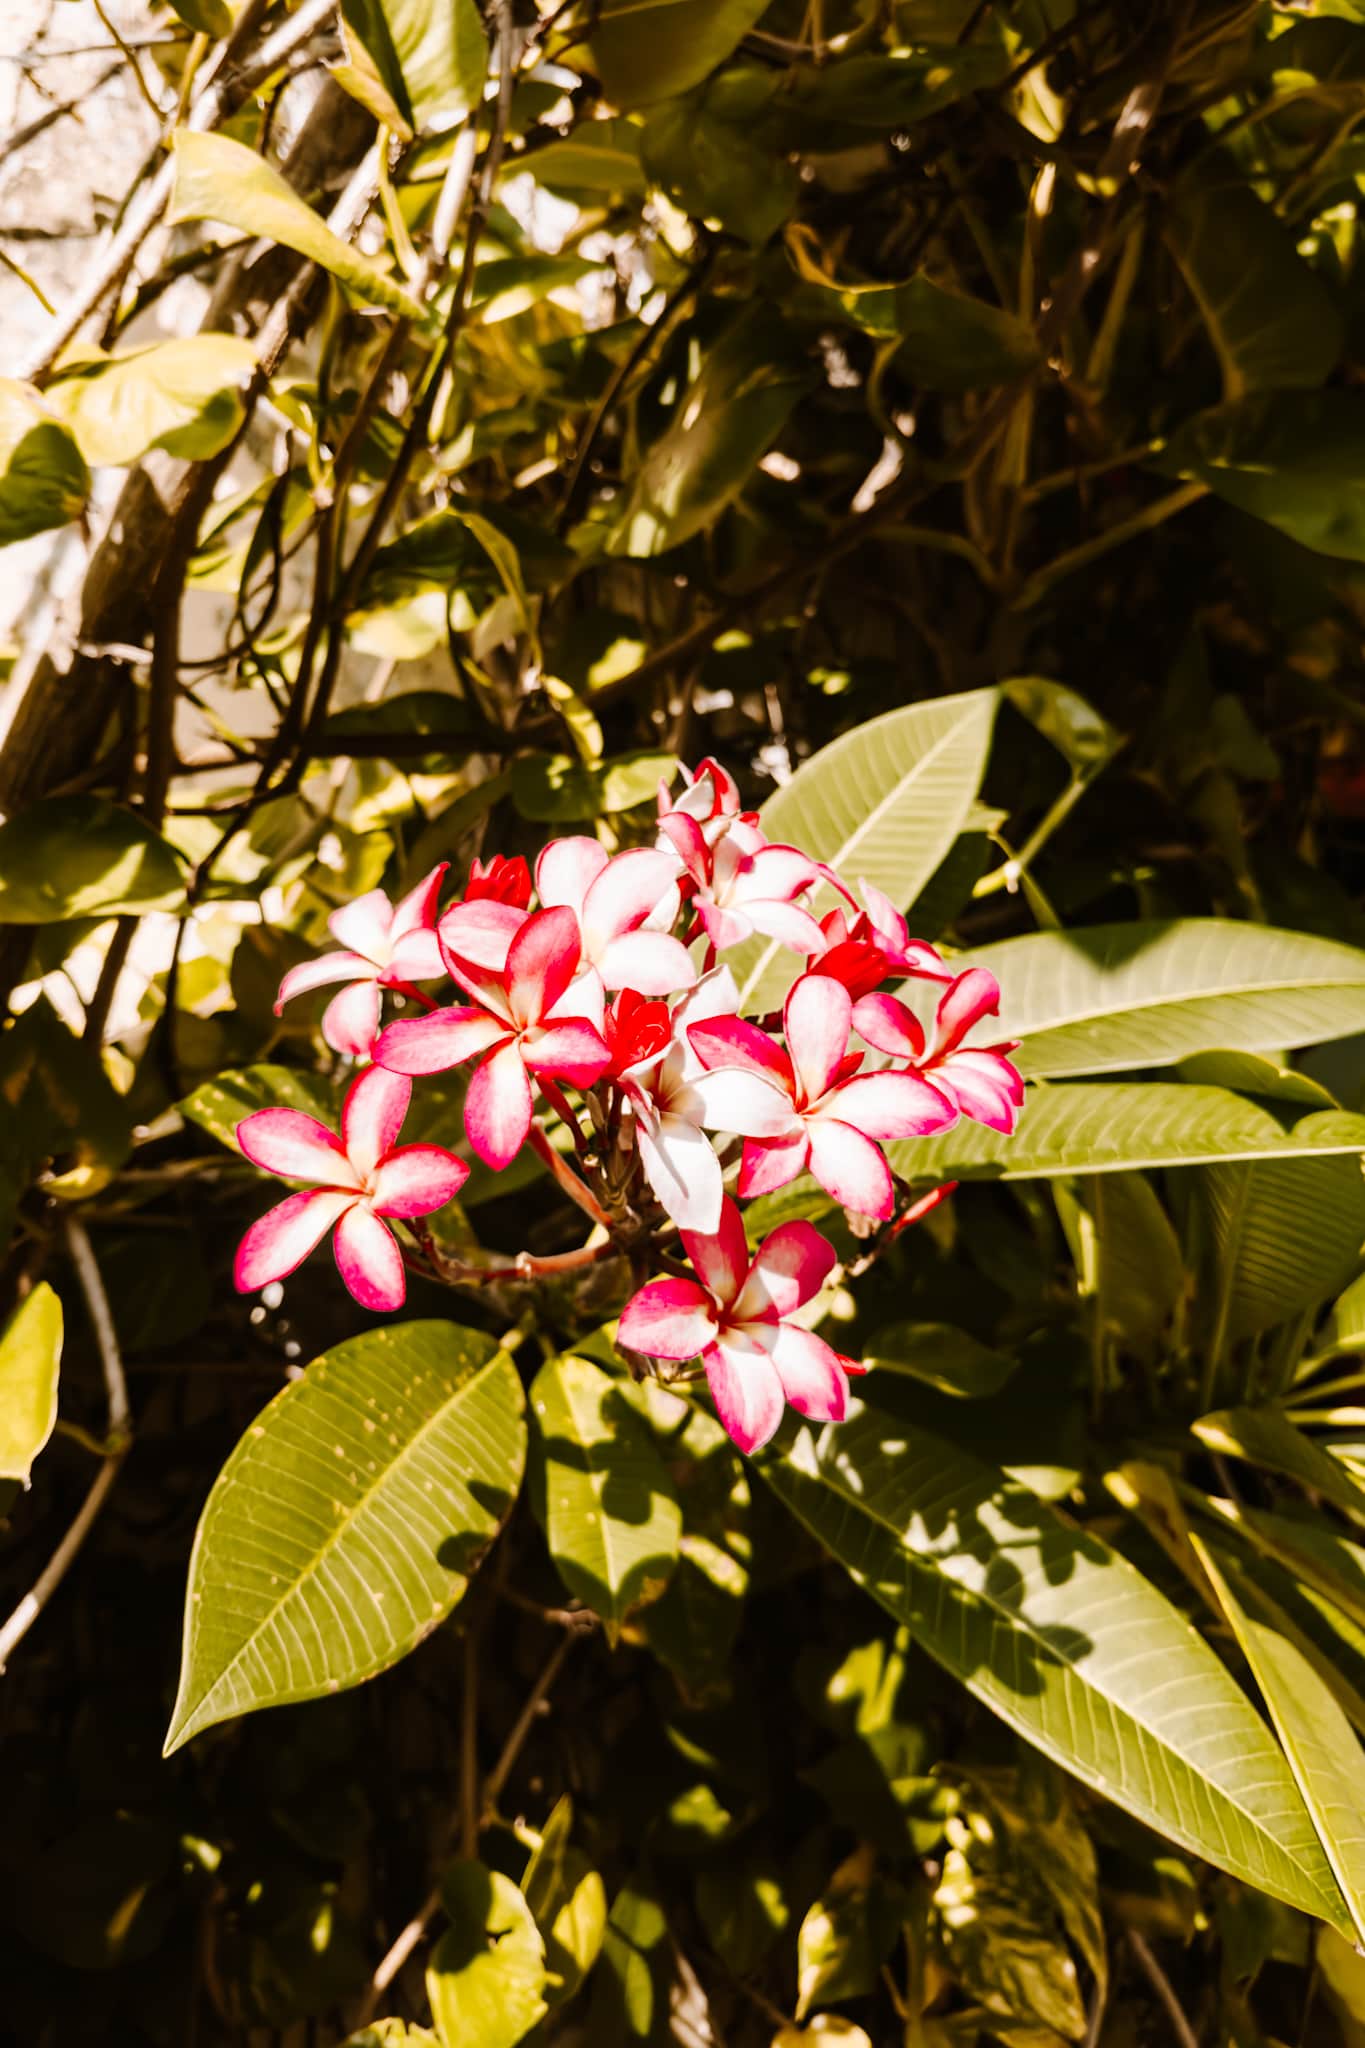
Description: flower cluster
xmin=235 ymin=759 xmax=1022 ymax=1453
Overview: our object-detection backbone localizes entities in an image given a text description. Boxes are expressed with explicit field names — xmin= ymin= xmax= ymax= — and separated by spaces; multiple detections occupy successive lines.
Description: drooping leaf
xmin=530 ymin=1352 xmax=681 ymax=1638
xmin=427 ymin=1862 xmax=547 ymax=2048
xmin=522 ymin=1796 xmax=608 ymax=2006
xmin=339 ymin=0 xmax=487 ymax=136
xmin=729 ymin=687 xmax=999 ymax=1013
xmin=0 ymin=1282 xmax=63 ymax=1484
xmin=48 ymin=336 xmax=258 ymax=468
xmin=1194 ymin=1407 xmax=1365 ymax=1528
xmin=164 ymin=1322 xmax=526 ymax=1751
xmin=1197 ymin=1152 xmax=1365 ymax=1344
xmin=1058 ymin=1173 xmax=1184 ymax=1354
xmin=963 ymin=920 xmax=1365 ymax=1079
xmin=887 ymin=1091 xmax=1365 ymax=1183
xmin=0 ymin=377 xmax=89 ymax=545
xmin=1195 ymin=1538 xmax=1364 ymax=1945
xmin=0 ymin=797 xmax=184 ymax=922
xmin=585 ymin=0 xmax=771 ymax=108
xmin=1164 ymin=164 xmax=1343 ymax=398
xmin=604 ymin=308 xmax=814 ymax=558
xmin=863 ymin=1322 xmax=1016 ymax=1401
xmin=762 ymin=1400 xmax=1355 ymax=1932
xmin=168 ymin=132 xmax=424 ymax=321
xmin=1157 ymin=391 xmax=1365 ymax=561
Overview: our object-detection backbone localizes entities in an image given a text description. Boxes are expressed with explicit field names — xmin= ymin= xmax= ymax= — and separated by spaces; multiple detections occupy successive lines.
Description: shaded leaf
xmin=1198 ymin=1152 xmax=1365 ymax=1344
xmin=1194 ymin=1407 xmax=1365 ymax=1528
xmin=523 ymin=1796 xmax=607 ymax=2007
xmin=643 ymin=79 xmax=798 ymax=244
xmin=0 ymin=797 xmax=184 ymax=922
xmin=586 ymin=0 xmax=770 ymax=108
xmin=795 ymin=1846 xmax=900 ymax=2020
xmin=1158 ymin=391 xmax=1365 ymax=561
xmin=864 ymin=1322 xmax=1016 ymax=1400
xmin=165 ymin=1322 xmax=526 ymax=1750
xmin=528 ymin=118 xmax=646 ymax=198
xmin=181 ymin=1065 xmax=338 ymax=1151
xmin=0 ymin=1282 xmax=62 ymax=1484
xmin=0 ymin=377 xmax=89 ymax=545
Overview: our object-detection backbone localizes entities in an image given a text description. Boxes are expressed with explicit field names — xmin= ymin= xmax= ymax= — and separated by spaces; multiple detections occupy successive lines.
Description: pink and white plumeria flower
xmin=657 ymin=755 xmax=748 ymax=849
xmin=688 ymin=972 xmax=958 ymax=1219
xmin=619 ymin=1197 xmax=858 ymax=1455
xmin=373 ymin=907 xmax=611 ymax=1170
xmin=662 ymin=812 xmax=824 ymax=957
xmin=853 ymin=967 xmax=1025 ymax=1133
xmin=274 ymin=865 xmax=447 ymax=1056
xmin=617 ymin=967 xmax=742 ymax=1233
xmin=234 ymin=1064 xmax=468 ymax=1311
xmin=535 ymin=838 xmax=694 ymax=1012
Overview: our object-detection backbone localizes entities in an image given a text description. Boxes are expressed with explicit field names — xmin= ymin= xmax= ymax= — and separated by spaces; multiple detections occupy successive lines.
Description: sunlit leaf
xmin=49 ymin=335 xmax=257 ymax=468
xmin=586 ymin=0 xmax=771 ymax=108
xmin=1198 ymin=1152 xmax=1365 ymax=1344
xmin=427 ymin=1862 xmax=547 ymax=2048
xmin=1194 ymin=1407 xmax=1365 ymax=1527
xmin=340 ymin=0 xmax=486 ymax=136
xmin=0 ymin=797 xmax=184 ymax=922
xmin=0 ymin=1282 xmax=62 ymax=1484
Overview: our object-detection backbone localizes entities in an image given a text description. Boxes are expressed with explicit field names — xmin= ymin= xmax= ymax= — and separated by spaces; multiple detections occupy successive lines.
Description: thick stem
xmin=526 ymin=1124 xmax=612 ymax=1227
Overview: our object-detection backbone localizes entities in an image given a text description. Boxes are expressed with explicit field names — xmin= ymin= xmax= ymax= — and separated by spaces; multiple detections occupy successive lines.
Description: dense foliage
xmin=9 ymin=0 xmax=1365 ymax=2042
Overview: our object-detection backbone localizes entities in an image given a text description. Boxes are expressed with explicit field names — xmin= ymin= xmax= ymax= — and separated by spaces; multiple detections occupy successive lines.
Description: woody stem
xmin=527 ymin=1124 xmax=612 ymax=1227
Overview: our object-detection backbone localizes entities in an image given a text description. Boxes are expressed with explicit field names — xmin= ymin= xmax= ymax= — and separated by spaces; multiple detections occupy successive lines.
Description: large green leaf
xmin=962 ymin=920 xmax=1365 ymax=1079
xmin=604 ymin=307 xmax=813 ymax=559
xmin=527 ymin=118 xmax=646 ymax=198
xmin=48 ymin=336 xmax=257 ymax=469
xmin=1198 ymin=1153 xmax=1365 ymax=1344
xmin=530 ymin=1353 xmax=681 ymax=1638
xmin=1317 ymin=1270 xmax=1365 ymax=1362
xmin=1164 ymin=165 xmax=1343 ymax=399
xmin=181 ymin=1065 xmax=339 ymax=1151
xmin=730 ymin=688 xmax=998 ymax=1014
xmin=168 ymin=133 xmax=423 ymax=321
xmin=1195 ymin=1407 xmax=1365 ymax=1528
xmin=642 ymin=79 xmax=798 ymax=244
xmin=0 ymin=377 xmax=90 ymax=545
xmin=0 ymin=1282 xmax=62 ymax=1484
xmin=0 ymin=796 xmax=184 ymax=922
xmin=165 ymin=1322 xmax=525 ymax=1751
xmin=585 ymin=0 xmax=771 ymax=108
xmin=427 ymin=1862 xmax=547 ymax=2048
xmin=887 ymin=1091 xmax=1365 ymax=1184
xmin=1195 ymin=1538 xmax=1364 ymax=1945
xmin=340 ymin=0 xmax=486 ymax=136
xmin=1157 ymin=391 xmax=1365 ymax=561
xmin=762 ymin=1402 xmax=1353 ymax=1931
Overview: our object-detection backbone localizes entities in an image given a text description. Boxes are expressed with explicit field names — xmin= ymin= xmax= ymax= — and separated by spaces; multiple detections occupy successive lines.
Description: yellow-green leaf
xmin=0 ymin=1283 xmax=62 ymax=1484
xmin=49 ymin=336 xmax=257 ymax=468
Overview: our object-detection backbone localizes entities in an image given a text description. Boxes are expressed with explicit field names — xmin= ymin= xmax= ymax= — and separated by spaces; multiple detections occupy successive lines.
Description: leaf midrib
xmin=1017 ymin=971 xmax=1365 ymax=1046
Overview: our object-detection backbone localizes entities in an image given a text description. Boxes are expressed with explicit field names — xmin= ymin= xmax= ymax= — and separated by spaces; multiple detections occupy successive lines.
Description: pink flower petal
xmin=548 ymin=968 xmax=606 ymax=1034
xmin=234 ymin=1188 xmax=356 ymax=1291
xmin=736 ymin=1130 xmax=810 ymax=1198
xmin=438 ymin=899 xmax=527 ymax=972
xmin=370 ymin=1144 xmax=469 ymax=1217
xmin=827 ymin=1069 xmax=958 ymax=1140
xmin=536 ymin=837 xmax=607 ymax=919
xmin=333 ymin=1203 xmax=406 ymax=1312
xmin=237 ymin=1107 xmax=359 ymax=1188
xmin=851 ymin=992 xmax=925 ymax=1060
xmin=658 ymin=810 xmax=709 ymax=883
xmin=392 ymin=861 xmax=448 ymax=939
xmin=681 ymin=1194 xmax=749 ymax=1309
xmin=735 ymin=1220 xmax=837 ymax=1322
xmin=596 ymin=929 xmax=696 ymax=996
xmin=807 ymin=1118 xmax=894 ymax=1219
xmin=329 ymin=888 xmax=394 ymax=964
xmin=275 ymin=950 xmax=369 ymax=1012
xmin=506 ymin=906 xmax=581 ymax=1030
xmin=690 ymin=1066 xmax=799 ymax=1139
xmin=464 ymin=1040 xmax=534 ymax=1169
xmin=341 ymin=1063 xmax=411 ymax=1176
xmin=764 ymin=1323 xmax=850 ymax=1423
xmin=688 ymin=1015 xmax=793 ymax=1087
xmin=522 ymin=1017 xmax=612 ymax=1087
xmin=635 ymin=1109 xmax=724 ymax=1231
xmin=675 ymin=965 xmax=742 ymax=1032
xmin=322 ymin=978 xmax=384 ymax=1057
xmin=933 ymin=967 xmax=1002 ymax=1057
xmin=937 ymin=1049 xmax=1024 ymax=1133
xmin=703 ymin=1334 xmax=786 ymax=1455
xmin=583 ymin=847 xmax=678 ymax=950
xmin=738 ymin=845 xmax=817 ymax=904
xmin=618 ymin=1276 xmax=718 ymax=1359
xmin=784 ymin=973 xmax=853 ymax=1106
xmin=746 ymin=899 xmax=826 ymax=954
xmin=694 ymin=898 xmax=755 ymax=953
xmin=374 ymin=1007 xmax=508 ymax=1076
xmin=385 ymin=927 xmax=446 ymax=982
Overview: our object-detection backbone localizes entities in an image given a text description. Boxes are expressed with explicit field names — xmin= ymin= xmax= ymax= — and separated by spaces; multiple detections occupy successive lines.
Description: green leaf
xmin=795 ymin=1847 xmax=900 ymax=2020
xmin=168 ymin=132 xmax=424 ymax=321
xmin=1318 ymin=1271 xmax=1365 ymax=1362
xmin=530 ymin=1353 xmax=681 ymax=1639
xmin=48 ymin=336 xmax=258 ymax=468
xmin=528 ymin=119 xmax=646 ymax=198
xmin=522 ymin=1795 xmax=608 ymax=2006
xmin=1065 ymin=1172 xmax=1184 ymax=1352
xmin=762 ymin=1403 xmax=1354 ymax=1932
xmin=427 ymin=1863 xmax=547 ymax=2048
xmin=164 ymin=1321 xmax=526 ymax=1751
xmin=863 ymin=1322 xmax=1016 ymax=1400
xmin=0 ymin=376 xmax=90 ymax=545
xmin=0 ymin=1283 xmax=62 ymax=1484
xmin=586 ymin=0 xmax=771 ymax=108
xmin=1198 ymin=1153 xmax=1365 ymax=1344
xmin=166 ymin=0 xmax=234 ymax=33
xmin=1164 ymin=164 xmax=1343 ymax=398
xmin=890 ymin=1089 xmax=1365 ymax=1184
xmin=0 ymin=796 xmax=184 ymax=922
xmin=340 ymin=0 xmax=486 ymax=136
xmin=510 ymin=749 xmax=673 ymax=822
xmin=1194 ymin=1407 xmax=1365 ymax=1528
xmin=728 ymin=687 xmax=999 ymax=1014
xmin=964 ymin=920 xmax=1365 ymax=1079
xmin=769 ymin=47 xmax=1008 ymax=144
xmin=471 ymin=253 xmax=604 ymax=324
xmin=1157 ymin=391 xmax=1365 ymax=561
xmin=1195 ymin=1537 xmax=1364 ymax=1945
xmin=181 ymin=1064 xmax=338 ymax=1151
xmin=642 ymin=80 xmax=798 ymax=244
xmin=604 ymin=307 xmax=814 ymax=558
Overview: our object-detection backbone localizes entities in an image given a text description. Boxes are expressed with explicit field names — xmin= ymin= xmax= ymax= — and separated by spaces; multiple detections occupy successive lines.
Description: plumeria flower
xmin=234 ymin=1065 xmax=468 ymax=1312
xmin=688 ymin=972 xmax=958 ymax=1219
xmin=602 ymin=988 xmax=673 ymax=1080
xmin=657 ymin=755 xmax=748 ymax=848
xmin=662 ymin=812 xmax=824 ymax=957
xmin=274 ymin=865 xmax=448 ymax=1056
xmin=853 ymin=968 xmax=1025 ymax=1133
xmin=373 ymin=907 xmax=610 ymax=1170
xmin=618 ymin=1197 xmax=858 ymax=1455
xmin=858 ymin=881 xmax=956 ymax=982
xmin=617 ymin=967 xmax=743 ymax=1232
xmin=535 ymin=839 xmax=694 ymax=1012
xmin=466 ymin=853 xmax=532 ymax=909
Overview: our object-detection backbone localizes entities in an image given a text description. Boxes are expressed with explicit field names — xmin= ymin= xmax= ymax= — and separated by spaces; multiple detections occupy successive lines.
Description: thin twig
xmin=64 ymin=1215 xmax=129 ymax=1440
xmin=1127 ymin=1931 xmax=1200 ymax=2048
xmin=482 ymin=1633 xmax=577 ymax=1815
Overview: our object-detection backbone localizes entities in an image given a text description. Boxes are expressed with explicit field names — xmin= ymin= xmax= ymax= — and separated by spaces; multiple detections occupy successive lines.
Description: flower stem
xmin=526 ymin=1124 xmax=613 ymax=1226
xmin=536 ymin=1074 xmax=591 ymax=1159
